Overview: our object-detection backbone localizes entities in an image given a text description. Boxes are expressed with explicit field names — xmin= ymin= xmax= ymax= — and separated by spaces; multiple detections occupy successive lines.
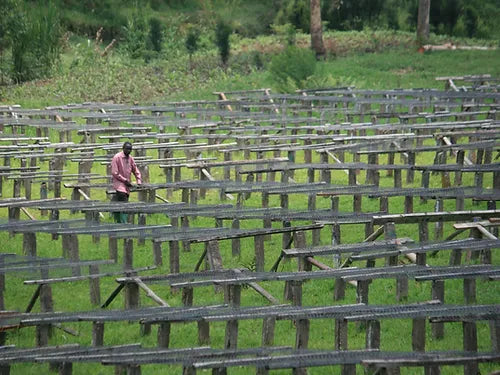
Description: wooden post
xmin=137 ymin=191 xmax=147 ymax=246
xmin=490 ymin=319 xmax=500 ymax=352
xmin=431 ymin=280 xmax=445 ymax=339
xmin=169 ymin=216 xmax=180 ymax=274
xmin=124 ymin=281 xmax=139 ymax=310
xmin=468 ymin=226 xmax=482 ymax=261
xmin=89 ymin=264 xmax=100 ymax=305
xmin=385 ymin=222 xmax=408 ymax=301
xmin=387 ymin=149 xmax=395 ymax=177
xmin=261 ymin=316 xmax=275 ymax=347
xmin=331 ymin=196 xmax=341 ymax=246
xmin=92 ymin=322 xmax=105 ymax=346
xmin=334 ymin=278 xmax=346 ymax=301
xmin=0 ymin=258 xmax=4 ymax=346
xmin=463 ymin=278 xmax=476 ymax=304
xmin=420 ymin=170 xmax=430 ymax=203
xmin=157 ymin=322 xmax=171 ymax=348
xmin=232 ymin=219 xmax=240 ymax=257
xmin=417 ymin=221 xmax=428 ymax=266
xmin=412 ymin=318 xmax=426 ymax=352
xmin=257 ymin=316 xmax=276 ymax=375
xmin=393 ymin=169 xmax=402 ymax=188
xmin=349 ymin=169 xmax=361 ymax=213
xmin=366 ymin=320 xmax=381 ymax=350
xmin=463 ymin=320 xmax=478 ymax=375
xmin=23 ymin=232 xmax=37 ymax=257
xmin=86 ymin=212 xmax=100 ymax=244
xmin=380 ymin=196 xmax=389 ymax=214
xmin=320 ymin=151 xmax=330 ymax=183
xmin=254 ymin=234 xmax=265 ymax=272
xmin=356 ymin=278 xmax=370 ymax=306
xmin=153 ymin=241 xmax=162 ymax=266
xmin=177 ymin=215 xmax=190 ymax=252
xmin=109 ymin=236 xmax=118 ymax=262
xmin=198 ymin=319 xmax=210 ymax=345
xmin=262 ymin=192 xmax=272 ymax=241
xmin=123 ymin=238 xmax=134 ymax=270
xmin=404 ymin=196 xmax=413 ymax=214
xmin=13 ymin=178 xmax=21 ymax=198
xmin=337 ymin=318 xmax=354 ymax=375
xmin=406 ymin=152 xmax=415 ymax=183
xmin=67 ymin=234 xmax=80 ymax=276
xmin=434 ymin=199 xmax=444 ymax=240
xmin=366 ymin=154 xmax=377 ymax=185
xmin=281 ymin=194 xmax=291 ymax=251
xmin=291 ymin=279 xmax=308 ymax=375
xmin=36 ymin=264 xmax=53 ymax=347
xmin=294 ymin=231 xmax=308 ymax=272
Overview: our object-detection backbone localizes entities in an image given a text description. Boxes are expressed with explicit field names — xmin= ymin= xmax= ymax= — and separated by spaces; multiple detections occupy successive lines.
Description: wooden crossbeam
xmin=133 ymin=277 xmax=169 ymax=307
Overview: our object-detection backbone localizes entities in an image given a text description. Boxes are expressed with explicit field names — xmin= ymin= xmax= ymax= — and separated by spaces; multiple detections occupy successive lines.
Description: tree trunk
xmin=417 ymin=0 xmax=431 ymax=45
xmin=310 ymin=0 xmax=326 ymax=59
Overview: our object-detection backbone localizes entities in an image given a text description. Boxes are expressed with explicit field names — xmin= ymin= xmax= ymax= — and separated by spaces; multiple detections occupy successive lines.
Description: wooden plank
xmin=201 ymin=168 xmax=234 ymax=200
xmin=133 ymin=277 xmax=169 ymax=307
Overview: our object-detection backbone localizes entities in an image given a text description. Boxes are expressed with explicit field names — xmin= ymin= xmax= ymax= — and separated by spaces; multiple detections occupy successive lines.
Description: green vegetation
xmin=2 ymin=0 xmax=62 ymax=83
xmin=268 ymin=46 xmax=317 ymax=91
xmin=1 ymin=0 xmax=499 ymax=87
xmin=215 ymin=19 xmax=232 ymax=66
xmin=0 ymin=2 xmax=498 ymax=374
xmin=0 ymin=44 xmax=499 ymax=373
xmin=1 ymin=28 xmax=499 ymax=106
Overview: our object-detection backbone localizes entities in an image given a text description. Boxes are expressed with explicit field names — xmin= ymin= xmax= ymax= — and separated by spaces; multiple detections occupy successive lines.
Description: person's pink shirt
xmin=111 ymin=151 xmax=142 ymax=194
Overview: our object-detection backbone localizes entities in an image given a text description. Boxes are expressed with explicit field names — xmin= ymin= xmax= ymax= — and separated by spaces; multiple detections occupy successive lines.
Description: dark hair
xmin=123 ymin=142 xmax=132 ymax=149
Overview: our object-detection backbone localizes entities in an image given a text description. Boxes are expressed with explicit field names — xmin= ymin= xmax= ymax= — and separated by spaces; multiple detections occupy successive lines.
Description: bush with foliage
xmin=271 ymin=23 xmax=297 ymax=47
xmin=9 ymin=1 xmax=62 ymax=83
xmin=215 ymin=20 xmax=231 ymax=66
xmin=148 ymin=17 xmax=164 ymax=53
xmin=121 ymin=9 xmax=148 ymax=59
xmin=268 ymin=46 xmax=316 ymax=92
xmin=273 ymin=0 xmax=310 ymax=33
xmin=185 ymin=27 xmax=200 ymax=61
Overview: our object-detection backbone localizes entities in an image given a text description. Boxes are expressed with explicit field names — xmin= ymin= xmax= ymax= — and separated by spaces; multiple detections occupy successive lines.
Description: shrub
xmin=121 ymin=8 xmax=147 ymax=59
xmin=148 ymin=17 xmax=163 ymax=53
xmin=274 ymin=0 xmax=309 ymax=33
xmin=185 ymin=28 xmax=200 ymax=58
xmin=215 ymin=20 xmax=231 ymax=66
xmin=268 ymin=46 xmax=316 ymax=92
xmin=463 ymin=6 xmax=478 ymax=38
xmin=271 ymin=23 xmax=297 ymax=46
xmin=10 ymin=1 xmax=62 ymax=83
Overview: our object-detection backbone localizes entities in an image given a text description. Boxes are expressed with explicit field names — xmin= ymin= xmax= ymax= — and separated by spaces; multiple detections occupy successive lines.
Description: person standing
xmin=111 ymin=142 xmax=142 ymax=223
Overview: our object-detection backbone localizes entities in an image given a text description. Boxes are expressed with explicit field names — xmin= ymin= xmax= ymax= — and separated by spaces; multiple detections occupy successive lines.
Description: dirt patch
xmin=392 ymin=67 xmax=414 ymax=75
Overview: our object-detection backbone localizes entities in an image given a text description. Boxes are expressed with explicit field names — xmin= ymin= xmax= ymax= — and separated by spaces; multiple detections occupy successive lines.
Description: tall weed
xmin=10 ymin=1 xmax=62 ymax=83
xmin=148 ymin=17 xmax=164 ymax=53
xmin=268 ymin=46 xmax=316 ymax=92
xmin=215 ymin=20 xmax=232 ymax=66
xmin=121 ymin=8 xmax=148 ymax=59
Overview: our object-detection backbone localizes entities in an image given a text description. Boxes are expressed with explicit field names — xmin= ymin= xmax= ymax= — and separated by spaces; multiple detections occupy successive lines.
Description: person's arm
xmin=111 ymin=156 xmax=129 ymax=184
xmin=131 ymin=158 xmax=142 ymax=185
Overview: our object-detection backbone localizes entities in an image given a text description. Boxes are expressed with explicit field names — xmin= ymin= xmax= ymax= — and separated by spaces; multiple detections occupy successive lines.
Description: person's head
xmin=122 ymin=142 xmax=132 ymax=157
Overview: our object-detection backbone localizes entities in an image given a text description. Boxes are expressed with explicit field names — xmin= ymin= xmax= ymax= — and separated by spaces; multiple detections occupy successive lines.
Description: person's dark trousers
xmin=112 ymin=191 xmax=129 ymax=223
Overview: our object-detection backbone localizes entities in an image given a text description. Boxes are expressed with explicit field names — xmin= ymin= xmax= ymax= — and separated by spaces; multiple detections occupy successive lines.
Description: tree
xmin=310 ymin=0 xmax=325 ymax=59
xmin=417 ymin=0 xmax=431 ymax=45
xmin=215 ymin=20 xmax=231 ymax=66
xmin=148 ymin=17 xmax=163 ymax=53
xmin=185 ymin=27 xmax=199 ymax=65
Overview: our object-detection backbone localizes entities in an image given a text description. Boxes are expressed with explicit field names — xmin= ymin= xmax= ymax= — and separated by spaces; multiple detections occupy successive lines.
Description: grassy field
xmin=0 ymin=34 xmax=499 ymax=374
xmin=2 ymin=30 xmax=500 ymax=106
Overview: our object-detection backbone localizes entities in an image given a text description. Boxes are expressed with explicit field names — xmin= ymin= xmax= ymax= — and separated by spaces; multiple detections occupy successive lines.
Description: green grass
xmin=0 ymin=32 xmax=499 ymax=374
xmin=2 ymin=30 xmax=500 ymax=106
